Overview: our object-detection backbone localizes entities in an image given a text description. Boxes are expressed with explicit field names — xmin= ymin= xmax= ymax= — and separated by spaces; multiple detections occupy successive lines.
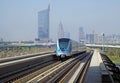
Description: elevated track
xmin=0 ymin=50 xmax=120 ymax=83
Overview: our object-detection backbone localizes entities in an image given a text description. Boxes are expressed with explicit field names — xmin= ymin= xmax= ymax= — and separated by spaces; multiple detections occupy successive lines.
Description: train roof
xmin=58 ymin=38 xmax=70 ymax=40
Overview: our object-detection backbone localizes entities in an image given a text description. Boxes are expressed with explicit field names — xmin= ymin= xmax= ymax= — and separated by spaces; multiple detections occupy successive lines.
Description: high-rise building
xmin=0 ymin=38 xmax=3 ymax=42
xmin=38 ymin=5 xmax=50 ymax=42
xmin=86 ymin=34 xmax=94 ymax=44
xmin=93 ymin=32 xmax=99 ymax=44
xmin=79 ymin=27 xmax=85 ymax=42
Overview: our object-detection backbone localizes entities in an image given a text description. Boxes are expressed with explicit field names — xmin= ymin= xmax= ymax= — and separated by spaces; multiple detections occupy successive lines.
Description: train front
xmin=56 ymin=38 xmax=71 ymax=59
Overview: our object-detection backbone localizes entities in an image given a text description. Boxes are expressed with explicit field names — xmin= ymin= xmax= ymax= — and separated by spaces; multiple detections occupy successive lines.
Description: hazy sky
xmin=0 ymin=0 xmax=120 ymax=41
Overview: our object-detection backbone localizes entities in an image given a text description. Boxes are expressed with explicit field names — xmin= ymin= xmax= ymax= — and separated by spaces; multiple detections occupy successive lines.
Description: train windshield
xmin=59 ymin=39 xmax=70 ymax=50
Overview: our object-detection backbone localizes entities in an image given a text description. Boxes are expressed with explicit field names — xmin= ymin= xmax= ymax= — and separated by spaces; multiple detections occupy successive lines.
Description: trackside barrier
xmin=100 ymin=53 xmax=120 ymax=83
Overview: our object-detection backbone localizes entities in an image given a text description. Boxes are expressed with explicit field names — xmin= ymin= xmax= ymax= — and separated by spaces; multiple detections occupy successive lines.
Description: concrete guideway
xmin=86 ymin=44 xmax=120 ymax=48
xmin=84 ymin=49 xmax=120 ymax=83
xmin=84 ymin=49 xmax=103 ymax=83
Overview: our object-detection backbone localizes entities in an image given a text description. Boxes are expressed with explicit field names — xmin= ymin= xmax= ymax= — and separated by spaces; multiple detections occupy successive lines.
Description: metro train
xmin=56 ymin=38 xmax=81 ymax=60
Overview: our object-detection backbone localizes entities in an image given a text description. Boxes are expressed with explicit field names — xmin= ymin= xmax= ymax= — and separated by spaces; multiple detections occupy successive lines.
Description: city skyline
xmin=0 ymin=0 xmax=120 ymax=41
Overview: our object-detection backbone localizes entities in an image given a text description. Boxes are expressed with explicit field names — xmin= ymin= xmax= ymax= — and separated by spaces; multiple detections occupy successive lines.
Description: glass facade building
xmin=86 ymin=34 xmax=94 ymax=44
xmin=79 ymin=27 xmax=85 ymax=42
xmin=38 ymin=6 xmax=50 ymax=40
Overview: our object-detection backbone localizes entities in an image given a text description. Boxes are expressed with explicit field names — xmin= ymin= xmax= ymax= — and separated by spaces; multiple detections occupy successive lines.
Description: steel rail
xmin=26 ymin=58 xmax=75 ymax=83
xmin=13 ymin=61 xmax=60 ymax=83
xmin=59 ymin=52 xmax=92 ymax=83
xmin=76 ymin=53 xmax=92 ymax=83
xmin=0 ymin=54 xmax=57 ymax=83
xmin=0 ymin=52 xmax=55 ymax=64
xmin=25 ymin=52 xmax=86 ymax=83
xmin=47 ymin=52 xmax=89 ymax=83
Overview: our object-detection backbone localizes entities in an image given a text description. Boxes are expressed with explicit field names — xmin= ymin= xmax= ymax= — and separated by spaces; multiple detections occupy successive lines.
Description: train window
xmin=59 ymin=39 xmax=69 ymax=49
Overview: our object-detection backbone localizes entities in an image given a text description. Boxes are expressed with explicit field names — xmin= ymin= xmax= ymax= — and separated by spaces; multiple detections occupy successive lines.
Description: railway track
xmin=0 ymin=53 xmax=57 ymax=83
xmin=48 ymin=51 xmax=93 ymax=83
xmin=65 ymin=53 xmax=91 ymax=83
xmin=0 ymin=52 xmax=54 ymax=63
xmin=12 ymin=51 xmax=92 ymax=83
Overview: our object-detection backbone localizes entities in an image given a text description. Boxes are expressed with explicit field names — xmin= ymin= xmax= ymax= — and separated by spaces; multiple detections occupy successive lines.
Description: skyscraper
xmin=38 ymin=5 xmax=50 ymax=42
xmin=79 ymin=27 xmax=85 ymax=42
xmin=86 ymin=34 xmax=94 ymax=44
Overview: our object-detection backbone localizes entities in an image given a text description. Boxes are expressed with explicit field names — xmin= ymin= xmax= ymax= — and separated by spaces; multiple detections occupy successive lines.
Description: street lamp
xmin=102 ymin=33 xmax=105 ymax=51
